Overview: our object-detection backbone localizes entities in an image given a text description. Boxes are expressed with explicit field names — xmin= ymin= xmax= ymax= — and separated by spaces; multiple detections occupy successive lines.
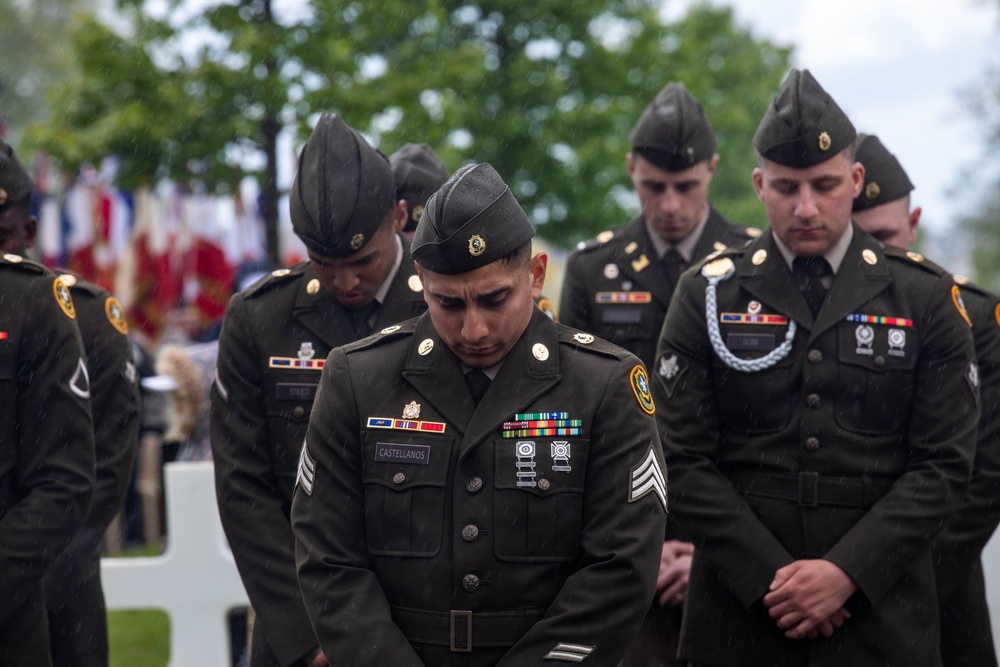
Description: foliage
xmin=24 ymin=0 xmax=791 ymax=255
xmin=0 ymin=0 xmax=82 ymax=133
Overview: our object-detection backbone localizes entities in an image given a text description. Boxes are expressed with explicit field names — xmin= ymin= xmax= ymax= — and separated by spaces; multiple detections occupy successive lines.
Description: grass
xmin=106 ymin=546 xmax=170 ymax=667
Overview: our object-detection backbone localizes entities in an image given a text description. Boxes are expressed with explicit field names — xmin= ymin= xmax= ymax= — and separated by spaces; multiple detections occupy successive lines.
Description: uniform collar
xmin=643 ymin=203 xmax=710 ymax=264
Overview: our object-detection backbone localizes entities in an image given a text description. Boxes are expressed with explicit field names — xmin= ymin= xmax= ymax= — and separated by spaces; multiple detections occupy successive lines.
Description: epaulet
xmin=952 ymin=274 xmax=997 ymax=299
xmin=691 ymin=243 xmax=745 ymax=274
xmin=0 ymin=253 xmax=49 ymax=275
xmin=243 ymin=262 xmax=308 ymax=298
xmin=341 ymin=318 xmax=418 ymax=355
xmin=57 ymin=271 xmax=106 ymax=298
xmin=881 ymin=246 xmax=952 ymax=278
xmin=573 ymin=228 xmax=622 ymax=253
xmin=556 ymin=326 xmax=630 ymax=361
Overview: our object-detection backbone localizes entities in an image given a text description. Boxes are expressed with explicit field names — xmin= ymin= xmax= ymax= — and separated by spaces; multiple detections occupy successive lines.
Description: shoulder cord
xmin=703 ymin=264 xmax=797 ymax=373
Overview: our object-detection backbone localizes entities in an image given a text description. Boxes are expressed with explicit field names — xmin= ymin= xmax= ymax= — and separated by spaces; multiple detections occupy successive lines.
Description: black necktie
xmin=792 ymin=256 xmax=831 ymax=316
xmin=349 ymin=301 xmax=379 ymax=339
xmin=662 ymin=247 xmax=686 ymax=293
xmin=465 ymin=370 xmax=492 ymax=407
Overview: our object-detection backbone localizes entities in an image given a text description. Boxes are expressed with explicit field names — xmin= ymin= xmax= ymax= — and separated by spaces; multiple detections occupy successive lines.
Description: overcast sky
xmin=664 ymin=0 xmax=1000 ymax=236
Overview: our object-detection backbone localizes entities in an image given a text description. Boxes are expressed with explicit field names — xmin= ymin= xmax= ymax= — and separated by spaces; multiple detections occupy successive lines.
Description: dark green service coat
xmin=0 ymin=256 xmax=94 ymax=667
xmin=211 ymin=238 xmax=426 ymax=667
xmin=653 ymin=225 xmax=978 ymax=667
xmin=934 ymin=279 xmax=1000 ymax=667
xmin=43 ymin=276 xmax=139 ymax=667
xmin=559 ymin=207 xmax=755 ymax=369
xmin=292 ymin=308 xmax=666 ymax=666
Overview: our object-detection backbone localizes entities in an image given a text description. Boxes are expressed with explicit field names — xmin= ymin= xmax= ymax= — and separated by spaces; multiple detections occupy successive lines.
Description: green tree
xmin=0 ymin=0 xmax=83 ymax=133
xmin=25 ymin=0 xmax=790 ymax=260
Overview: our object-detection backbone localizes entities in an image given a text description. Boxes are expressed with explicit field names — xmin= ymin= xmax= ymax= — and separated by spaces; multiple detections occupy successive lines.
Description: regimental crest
xmin=351 ymin=234 xmax=365 ymax=250
xmin=468 ymin=234 xmax=486 ymax=256
xmin=402 ymin=401 xmax=421 ymax=419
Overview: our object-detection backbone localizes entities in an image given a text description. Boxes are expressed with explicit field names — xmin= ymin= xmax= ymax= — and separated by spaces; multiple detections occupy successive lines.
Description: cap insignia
xmin=818 ymin=132 xmax=832 ymax=151
xmin=0 ymin=189 xmax=7 ymax=206
xmin=468 ymin=234 xmax=486 ymax=257
xmin=351 ymin=234 xmax=365 ymax=250
xmin=411 ymin=205 xmax=424 ymax=223
xmin=865 ymin=182 xmax=881 ymax=200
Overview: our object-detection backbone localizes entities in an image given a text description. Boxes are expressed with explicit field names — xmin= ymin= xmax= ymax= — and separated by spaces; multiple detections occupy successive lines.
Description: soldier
xmin=0 ymin=140 xmax=95 ymax=666
xmin=652 ymin=69 xmax=978 ymax=666
xmin=853 ymin=133 xmax=1000 ymax=667
xmin=211 ymin=114 xmax=427 ymax=667
xmin=0 ymin=143 xmax=140 ymax=667
xmin=390 ymin=142 xmax=449 ymax=241
xmin=292 ymin=163 xmax=666 ymax=665
xmin=560 ymin=81 xmax=757 ymax=369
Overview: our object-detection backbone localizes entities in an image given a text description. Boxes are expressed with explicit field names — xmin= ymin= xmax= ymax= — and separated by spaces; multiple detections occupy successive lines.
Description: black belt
xmin=391 ymin=606 xmax=545 ymax=652
xmin=730 ymin=471 xmax=893 ymax=509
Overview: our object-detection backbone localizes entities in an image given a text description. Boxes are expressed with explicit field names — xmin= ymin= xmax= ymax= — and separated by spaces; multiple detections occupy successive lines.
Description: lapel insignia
xmin=630 ymin=365 xmax=655 ymax=415
xmin=862 ymin=249 xmax=878 ymax=265
xmin=551 ymin=441 xmax=572 ymax=472
xmin=532 ymin=343 xmax=549 ymax=361
xmin=624 ymin=241 xmax=638 ymax=254
xmin=752 ymin=249 xmax=767 ymax=266
xmin=855 ymin=325 xmax=875 ymax=355
xmin=307 ymin=278 xmax=320 ymax=294
xmin=631 ymin=254 xmax=650 ymax=273
xmin=418 ymin=338 xmax=434 ymax=355
xmin=402 ymin=401 xmax=421 ymax=419
xmin=604 ymin=263 xmax=619 ymax=279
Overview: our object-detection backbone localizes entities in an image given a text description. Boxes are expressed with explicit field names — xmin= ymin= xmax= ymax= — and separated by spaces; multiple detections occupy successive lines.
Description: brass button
xmin=874 ymin=355 xmax=886 ymax=367
xmin=804 ymin=437 xmax=820 ymax=451
xmin=462 ymin=574 xmax=480 ymax=592
xmin=462 ymin=525 xmax=479 ymax=542
xmin=808 ymin=350 xmax=823 ymax=364
xmin=806 ymin=393 xmax=821 ymax=408
xmin=393 ymin=473 xmax=406 ymax=485
xmin=466 ymin=477 xmax=483 ymax=493
xmin=292 ymin=406 xmax=306 ymax=419
xmin=537 ymin=478 xmax=551 ymax=491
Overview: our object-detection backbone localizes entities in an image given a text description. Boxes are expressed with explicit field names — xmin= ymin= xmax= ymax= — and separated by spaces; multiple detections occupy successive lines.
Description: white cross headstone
xmin=101 ymin=461 xmax=249 ymax=667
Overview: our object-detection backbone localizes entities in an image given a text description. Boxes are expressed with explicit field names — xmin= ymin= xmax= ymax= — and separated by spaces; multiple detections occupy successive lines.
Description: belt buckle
xmin=797 ymin=471 xmax=819 ymax=508
xmin=450 ymin=610 xmax=473 ymax=652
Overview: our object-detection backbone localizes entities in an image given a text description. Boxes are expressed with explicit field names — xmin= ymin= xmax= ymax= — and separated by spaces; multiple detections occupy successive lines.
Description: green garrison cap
xmin=0 ymin=140 xmax=34 ymax=209
xmin=629 ymin=83 xmax=716 ymax=172
xmin=390 ymin=143 xmax=449 ymax=233
xmin=411 ymin=163 xmax=535 ymax=275
xmin=289 ymin=114 xmax=394 ymax=258
xmin=852 ymin=133 xmax=914 ymax=212
xmin=753 ymin=69 xmax=856 ymax=168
